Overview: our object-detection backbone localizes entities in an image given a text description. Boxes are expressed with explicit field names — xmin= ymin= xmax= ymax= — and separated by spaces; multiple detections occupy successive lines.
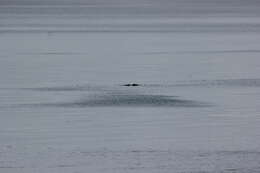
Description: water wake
xmin=21 ymin=94 xmax=206 ymax=108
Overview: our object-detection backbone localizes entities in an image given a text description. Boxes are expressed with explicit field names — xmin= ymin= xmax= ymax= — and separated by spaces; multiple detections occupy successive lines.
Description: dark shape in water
xmin=123 ymin=83 xmax=140 ymax=87
xmin=20 ymin=94 xmax=208 ymax=108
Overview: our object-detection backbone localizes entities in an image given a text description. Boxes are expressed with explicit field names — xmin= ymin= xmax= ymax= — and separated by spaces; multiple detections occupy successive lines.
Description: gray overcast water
xmin=1 ymin=0 xmax=260 ymax=172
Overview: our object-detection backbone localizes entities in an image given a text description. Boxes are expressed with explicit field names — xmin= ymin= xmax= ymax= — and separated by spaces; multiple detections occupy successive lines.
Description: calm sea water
xmin=1 ymin=0 xmax=260 ymax=172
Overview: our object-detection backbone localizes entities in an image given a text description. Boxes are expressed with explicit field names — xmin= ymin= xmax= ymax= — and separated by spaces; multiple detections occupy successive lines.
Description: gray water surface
xmin=1 ymin=0 xmax=260 ymax=172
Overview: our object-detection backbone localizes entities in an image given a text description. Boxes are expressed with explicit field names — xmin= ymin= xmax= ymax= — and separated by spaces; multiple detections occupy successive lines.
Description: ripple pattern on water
xmin=21 ymin=94 xmax=207 ymax=108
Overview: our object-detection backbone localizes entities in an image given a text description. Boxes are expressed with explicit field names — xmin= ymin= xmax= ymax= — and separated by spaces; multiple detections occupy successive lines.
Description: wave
xmin=22 ymin=85 xmax=103 ymax=92
xmin=143 ymin=78 xmax=260 ymax=88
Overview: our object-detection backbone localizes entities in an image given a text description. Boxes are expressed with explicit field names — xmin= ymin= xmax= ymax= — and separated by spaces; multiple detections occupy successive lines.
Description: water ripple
xmin=22 ymin=94 xmax=207 ymax=108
